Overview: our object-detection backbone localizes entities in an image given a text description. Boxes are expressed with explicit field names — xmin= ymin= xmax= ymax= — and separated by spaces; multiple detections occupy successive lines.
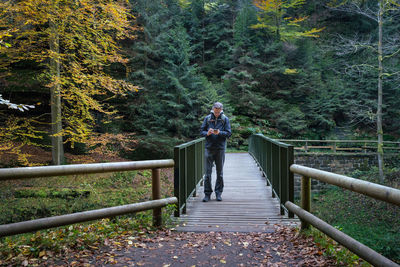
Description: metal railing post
xmin=288 ymin=146 xmax=294 ymax=218
xmin=183 ymin=147 xmax=187 ymax=214
xmin=173 ymin=147 xmax=180 ymax=217
xmin=152 ymin=168 xmax=162 ymax=227
xmin=279 ymin=146 xmax=287 ymax=215
xmin=301 ymin=175 xmax=311 ymax=230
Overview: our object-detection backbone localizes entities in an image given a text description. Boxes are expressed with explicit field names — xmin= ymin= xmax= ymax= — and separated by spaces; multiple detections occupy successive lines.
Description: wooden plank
xmin=176 ymin=153 xmax=298 ymax=232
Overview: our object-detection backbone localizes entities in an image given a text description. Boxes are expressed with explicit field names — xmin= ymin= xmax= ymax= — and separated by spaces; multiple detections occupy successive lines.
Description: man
xmin=200 ymin=102 xmax=231 ymax=202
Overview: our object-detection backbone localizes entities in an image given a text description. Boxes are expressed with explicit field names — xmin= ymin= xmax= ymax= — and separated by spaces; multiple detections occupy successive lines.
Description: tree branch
xmin=327 ymin=2 xmax=378 ymax=23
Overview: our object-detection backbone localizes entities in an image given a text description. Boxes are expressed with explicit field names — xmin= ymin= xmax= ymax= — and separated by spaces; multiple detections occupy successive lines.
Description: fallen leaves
xmin=1 ymin=225 xmax=343 ymax=266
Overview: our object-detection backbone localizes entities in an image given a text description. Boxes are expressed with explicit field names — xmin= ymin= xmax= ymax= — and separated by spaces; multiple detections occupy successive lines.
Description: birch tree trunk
xmin=377 ymin=0 xmax=384 ymax=182
xmin=49 ymin=18 xmax=64 ymax=165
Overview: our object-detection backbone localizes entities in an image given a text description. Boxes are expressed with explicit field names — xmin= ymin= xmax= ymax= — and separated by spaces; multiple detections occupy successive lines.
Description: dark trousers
xmin=204 ymin=149 xmax=225 ymax=195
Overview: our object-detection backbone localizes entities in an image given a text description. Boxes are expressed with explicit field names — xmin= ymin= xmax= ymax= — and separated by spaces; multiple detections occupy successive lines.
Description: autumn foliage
xmin=252 ymin=0 xmax=324 ymax=41
xmin=0 ymin=0 xmax=139 ymax=164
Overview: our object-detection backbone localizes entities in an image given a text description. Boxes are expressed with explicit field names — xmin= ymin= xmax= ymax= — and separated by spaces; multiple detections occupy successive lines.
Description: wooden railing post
xmin=301 ymin=175 xmax=311 ymax=230
xmin=152 ymin=168 xmax=162 ymax=227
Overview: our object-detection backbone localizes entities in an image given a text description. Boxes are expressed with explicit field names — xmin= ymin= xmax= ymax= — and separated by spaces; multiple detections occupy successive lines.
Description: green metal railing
xmin=174 ymin=138 xmax=205 ymax=217
xmin=248 ymin=134 xmax=294 ymax=218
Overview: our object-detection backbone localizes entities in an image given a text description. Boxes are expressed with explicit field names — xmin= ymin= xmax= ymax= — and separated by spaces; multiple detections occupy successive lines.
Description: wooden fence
xmin=0 ymin=160 xmax=177 ymax=237
xmin=278 ymin=139 xmax=400 ymax=154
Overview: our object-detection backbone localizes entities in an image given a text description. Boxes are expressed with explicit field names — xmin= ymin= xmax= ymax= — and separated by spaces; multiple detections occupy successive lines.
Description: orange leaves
xmin=83 ymin=132 xmax=137 ymax=157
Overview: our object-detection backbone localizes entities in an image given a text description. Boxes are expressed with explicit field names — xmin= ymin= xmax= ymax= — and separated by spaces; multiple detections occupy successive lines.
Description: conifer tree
xmin=125 ymin=0 xmax=212 ymax=159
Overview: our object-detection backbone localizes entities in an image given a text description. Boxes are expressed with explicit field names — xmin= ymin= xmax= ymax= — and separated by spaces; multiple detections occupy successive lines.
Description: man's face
xmin=213 ymin=107 xmax=222 ymax=118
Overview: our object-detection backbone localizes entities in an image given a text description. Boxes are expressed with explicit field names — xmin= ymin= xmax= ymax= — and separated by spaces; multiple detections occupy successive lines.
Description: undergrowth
xmin=311 ymin=167 xmax=400 ymax=264
xmin=302 ymin=226 xmax=371 ymax=266
xmin=0 ymin=169 xmax=176 ymax=265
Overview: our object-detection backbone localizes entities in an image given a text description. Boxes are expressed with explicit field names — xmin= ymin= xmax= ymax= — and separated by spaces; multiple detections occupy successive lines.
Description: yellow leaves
xmin=2 ymin=0 xmax=141 ymax=148
xmin=302 ymin=27 xmax=325 ymax=38
xmin=38 ymin=250 xmax=46 ymax=257
xmin=178 ymin=0 xmax=191 ymax=8
xmin=0 ymin=116 xmax=46 ymax=166
xmin=252 ymin=0 xmax=324 ymax=41
xmin=254 ymin=0 xmax=305 ymax=12
xmin=253 ymin=0 xmax=284 ymax=11
xmin=284 ymin=68 xmax=298 ymax=74
xmin=287 ymin=16 xmax=308 ymax=26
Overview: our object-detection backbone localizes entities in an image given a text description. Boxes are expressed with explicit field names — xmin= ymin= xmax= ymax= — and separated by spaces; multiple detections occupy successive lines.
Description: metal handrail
xmin=288 ymin=164 xmax=400 ymax=266
xmin=248 ymin=134 xmax=294 ymax=218
xmin=0 ymin=159 xmax=176 ymax=236
xmin=174 ymin=138 xmax=205 ymax=217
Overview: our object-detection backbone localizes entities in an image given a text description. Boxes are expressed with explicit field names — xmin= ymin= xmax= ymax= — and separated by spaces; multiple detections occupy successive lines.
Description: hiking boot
xmin=202 ymin=194 xmax=210 ymax=202
xmin=216 ymin=193 xmax=222 ymax=201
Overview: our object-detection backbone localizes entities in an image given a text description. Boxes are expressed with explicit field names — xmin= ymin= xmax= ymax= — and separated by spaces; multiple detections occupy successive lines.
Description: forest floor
xmin=0 ymin=144 xmax=129 ymax=167
xmin=43 ymin=226 xmax=337 ymax=267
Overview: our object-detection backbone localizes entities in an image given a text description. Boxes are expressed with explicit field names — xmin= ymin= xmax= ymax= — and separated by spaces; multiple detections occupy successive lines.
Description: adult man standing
xmin=200 ymin=102 xmax=231 ymax=202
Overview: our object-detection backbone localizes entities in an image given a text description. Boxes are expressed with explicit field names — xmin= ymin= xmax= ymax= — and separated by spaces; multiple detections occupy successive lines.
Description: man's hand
xmin=207 ymin=128 xmax=214 ymax=136
xmin=213 ymin=129 xmax=220 ymax=135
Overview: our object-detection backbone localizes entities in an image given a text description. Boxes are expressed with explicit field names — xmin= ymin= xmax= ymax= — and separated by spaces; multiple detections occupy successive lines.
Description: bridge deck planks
xmin=176 ymin=153 xmax=299 ymax=232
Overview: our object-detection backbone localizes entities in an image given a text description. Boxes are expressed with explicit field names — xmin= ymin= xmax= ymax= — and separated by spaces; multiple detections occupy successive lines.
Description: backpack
xmin=206 ymin=113 xmax=227 ymax=128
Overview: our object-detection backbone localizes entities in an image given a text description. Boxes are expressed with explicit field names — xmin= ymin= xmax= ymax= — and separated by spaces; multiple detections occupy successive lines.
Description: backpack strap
xmin=220 ymin=114 xmax=226 ymax=126
xmin=206 ymin=113 xmax=226 ymax=127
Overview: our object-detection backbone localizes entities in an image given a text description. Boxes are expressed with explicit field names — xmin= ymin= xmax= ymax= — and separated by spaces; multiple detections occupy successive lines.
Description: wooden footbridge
xmin=176 ymin=153 xmax=298 ymax=232
xmin=173 ymin=135 xmax=298 ymax=233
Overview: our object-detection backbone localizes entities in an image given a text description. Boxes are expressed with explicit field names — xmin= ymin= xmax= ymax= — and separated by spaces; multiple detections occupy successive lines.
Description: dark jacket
xmin=200 ymin=111 xmax=231 ymax=150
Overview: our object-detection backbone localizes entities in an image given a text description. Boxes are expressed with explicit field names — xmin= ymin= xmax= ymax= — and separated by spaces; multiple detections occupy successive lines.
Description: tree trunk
xmin=377 ymin=0 xmax=384 ymax=182
xmin=49 ymin=18 xmax=64 ymax=165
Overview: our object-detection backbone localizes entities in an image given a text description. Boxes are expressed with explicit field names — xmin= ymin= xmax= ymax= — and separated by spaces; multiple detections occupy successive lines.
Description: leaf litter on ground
xmin=29 ymin=225 xmax=344 ymax=267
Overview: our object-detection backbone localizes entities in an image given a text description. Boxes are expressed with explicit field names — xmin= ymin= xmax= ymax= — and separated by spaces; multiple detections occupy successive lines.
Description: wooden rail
xmin=0 ymin=160 xmax=176 ymax=237
xmin=278 ymin=139 xmax=400 ymax=154
xmin=287 ymin=164 xmax=400 ymax=267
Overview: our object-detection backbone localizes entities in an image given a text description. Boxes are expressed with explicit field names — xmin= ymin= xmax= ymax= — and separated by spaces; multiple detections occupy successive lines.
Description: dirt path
xmin=48 ymin=226 xmax=337 ymax=267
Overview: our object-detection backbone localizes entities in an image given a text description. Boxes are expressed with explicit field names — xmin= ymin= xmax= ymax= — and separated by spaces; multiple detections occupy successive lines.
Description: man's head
xmin=212 ymin=102 xmax=223 ymax=118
